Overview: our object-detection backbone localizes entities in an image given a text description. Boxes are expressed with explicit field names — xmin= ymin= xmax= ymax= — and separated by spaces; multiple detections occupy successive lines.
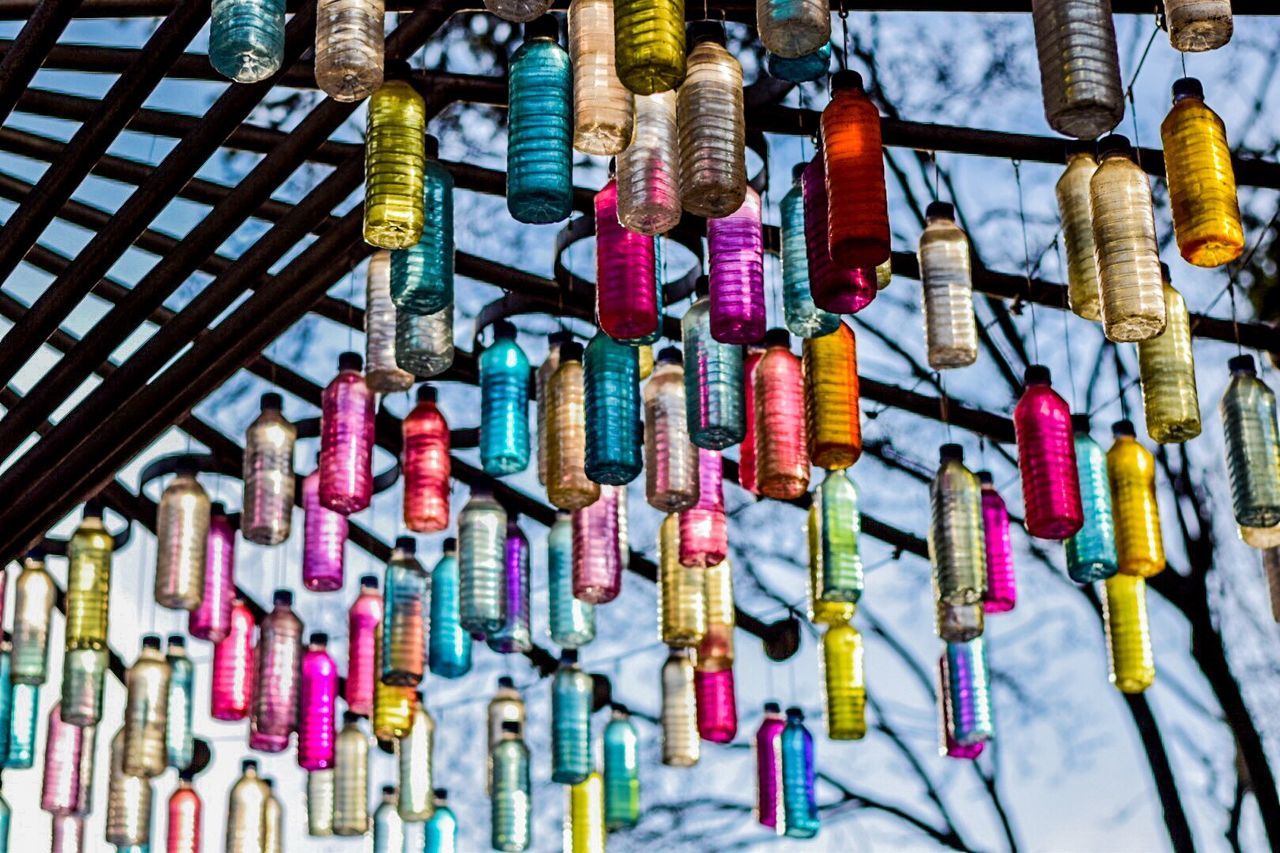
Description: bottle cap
xmin=925 ymin=200 xmax=954 ymax=220
xmin=434 ymin=788 xmax=449 ymax=800
xmin=469 ymin=484 xmax=493 ymax=499
xmin=764 ymin=700 xmax=781 ymax=713
xmin=939 ymin=443 xmax=963 ymax=462
xmin=493 ymin=319 xmax=518 ymax=341
xmin=423 ymin=133 xmax=439 ymax=159
xmin=273 ymin=589 xmax=293 ymax=607
xmin=1111 ymin=419 xmax=1136 ymax=437
xmin=167 ymin=634 xmax=186 ymax=648
xmin=1229 ymin=354 xmax=1257 ymax=375
xmin=396 ymin=536 xmax=417 ymax=554
xmin=687 ymin=19 xmax=725 ymax=47
xmin=1160 ymin=262 xmax=1171 ymax=281
xmin=360 ymin=574 xmax=379 ymax=589
xmin=263 ymin=778 xmax=275 ymax=789
xmin=384 ymin=58 xmax=412 ymax=80
xmin=179 ymin=767 xmax=196 ymax=782
xmin=763 ymin=328 xmax=790 ymax=348
xmin=1024 ymin=364 xmax=1051 ymax=385
xmin=416 ymin=384 xmax=437 ymax=403
xmin=498 ymin=675 xmax=516 ymax=689
xmin=656 ymin=346 xmax=682 ymax=365
xmin=83 ymin=498 xmax=104 ymax=519
xmin=338 ymin=351 xmax=363 ymax=372
xmin=174 ymin=458 xmax=198 ymax=476
xmin=1071 ymin=413 xmax=1091 ymax=433
xmin=831 ymin=69 xmax=864 ymax=92
xmin=1063 ymin=139 xmax=1095 ymax=159
xmin=443 ymin=536 xmax=458 ymax=552
xmin=524 ymin=14 xmax=559 ymax=43
xmin=242 ymin=759 xmax=258 ymax=772
xmin=24 ymin=546 xmax=44 ymax=562
xmin=501 ymin=720 xmax=521 ymax=734
xmin=559 ymin=341 xmax=584 ymax=362
xmin=785 ymin=706 xmax=804 ymax=719
xmin=211 ymin=501 xmax=226 ymax=516
xmin=382 ymin=784 xmax=396 ymax=795
xmin=310 ymin=632 xmax=328 ymax=646
xmin=260 ymin=392 xmax=283 ymax=412
xmin=560 ymin=649 xmax=579 ymax=665
xmin=694 ymin=275 xmax=710 ymax=298
xmin=141 ymin=634 xmax=161 ymax=650
xmin=1097 ymin=134 xmax=1132 ymax=159
xmin=549 ymin=330 xmax=575 ymax=347
xmin=977 ymin=470 xmax=993 ymax=486
xmin=1172 ymin=76 xmax=1204 ymax=101
xmin=344 ymin=710 xmax=365 ymax=724
xmin=792 ymin=162 xmax=807 ymax=183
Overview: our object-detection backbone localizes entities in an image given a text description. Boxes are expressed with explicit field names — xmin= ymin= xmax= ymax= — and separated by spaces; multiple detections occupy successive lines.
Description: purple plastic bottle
xmin=978 ymin=472 xmax=1017 ymax=613
xmin=707 ymin=185 xmax=766 ymax=344
xmin=298 ymin=633 xmax=339 ymax=771
xmin=754 ymin=701 xmax=785 ymax=828
xmin=304 ymin=454 xmax=349 ymax=592
xmin=250 ymin=590 xmax=302 ymax=753
xmin=189 ymin=503 xmax=236 ymax=643
xmin=319 ymin=351 xmax=376 ymax=515
xmin=572 ymin=484 xmax=627 ymax=604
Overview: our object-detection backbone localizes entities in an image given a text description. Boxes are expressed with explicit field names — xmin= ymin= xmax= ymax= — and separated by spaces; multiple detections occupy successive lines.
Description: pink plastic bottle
xmin=190 ymin=503 xmax=236 ymax=642
xmin=298 ymin=632 xmax=339 ymax=770
xmin=303 ymin=456 xmax=349 ymax=592
xmin=572 ymin=484 xmax=627 ymax=604
xmin=595 ymin=176 xmax=659 ymax=341
xmin=739 ymin=346 xmax=764 ymax=495
xmin=754 ymin=701 xmax=785 ymax=828
xmin=41 ymin=703 xmax=84 ymax=815
xmin=679 ymin=449 xmax=727 ymax=568
xmin=707 ymin=186 xmax=766 ymax=344
xmin=695 ymin=666 xmax=738 ymax=744
xmin=753 ymin=329 xmax=809 ymax=500
xmin=211 ymin=598 xmax=255 ymax=721
xmin=801 ymin=151 xmax=877 ymax=314
xmin=250 ymin=590 xmax=302 ymax=753
xmin=978 ymin=472 xmax=1017 ymax=613
xmin=319 ymin=351 xmax=376 ymax=515
xmin=402 ymin=385 xmax=452 ymax=534
xmin=1014 ymin=365 xmax=1083 ymax=540
xmin=345 ymin=575 xmax=382 ymax=717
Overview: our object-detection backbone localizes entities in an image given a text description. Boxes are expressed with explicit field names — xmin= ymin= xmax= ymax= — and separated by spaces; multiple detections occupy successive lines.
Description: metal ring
xmin=39 ymin=505 xmax=133 ymax=556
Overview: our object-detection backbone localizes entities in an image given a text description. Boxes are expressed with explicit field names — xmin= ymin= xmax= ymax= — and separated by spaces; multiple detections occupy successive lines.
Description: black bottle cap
xmin=83 ymin=499 xmax=104 ymax=519
xmin=1160 ymin=262 xmax=1171 ymax=281
xmin=469 ymin=485 xmax=493 ymax=500
xmin=260 ymin=392 xmax=283 ymax=412
xmin=1071 ymin=413 xmax=1091 ymax=433
xmin=1097 ymin=134 xmax=1133 ymax=159
xmin=1064 ymin=139 xmax=1095 ymax=159
xmin=263 ymin=778 xmax=275 ymax=789
xmin=173 ymin=458 xmax=198 ymax=476
xmin=310 ymin=632 xmax=328 ymax=646
xmin=423 ymin=134 xmax=440 ymax=160
xmin=344 ymin=710 xmax=364 ymax=724
xmin=1024 ymin=364 xmax=1051 ymax=385
xmin=382 ymin=784 xmax=396 ymax=795
xmin=434 ymin=788 xmax=448 ymax=800
xmin=167 ymin=634 xmax=186 ymax=648
xmin=925 ymin=200 xmax=954 ymax=220
xmin=559 ymin=341 xmax=584 ymax=362
xmin=694 ymin=275 xmax=710 ymax=298
xmin=785 ymin=706 xmax=804 ymax=719
xmin=507 ymin=518 xmax=522 ymax=534
xmin=977 ymin=471 xmax=994 ymax=486
xmin=657 ymin=346 xmax=683 ymax=365
xmin=1229 ymin=354 xmax=1257 ymax=375
xmin=1111 ymin=419 xmax=1136 ymax=438
xmin=939 ymin=443 xmax=963 ymax=462
xmin=560 ymin=649 xmax=579 ymax=665
xmin=1172 ymin=77 xmax=1204 ymax=101
xmin=179 ymin=767 xmax=196 ymax=782
xmin=831 ymin=70 xmax=864 ymax=92
xmin=242 ymin=759 xmax=258 ymax=772
xmin=338 ymin=351 xmax=363 ymax=372
xmin=792 ymin=162 xmax=807 ymax=183
xmin=549 ymin=330 xmax=575 ymax=347
xmin=24 ymin=546 xmax=44 ymax=562
xmin=498 ymin=675 xmax=516 ymax=689
xmin=360 ymin=574 xmax=379 ymax=589
xmin=211 ymin=501 xmax=226 ymax=516
xmin=416 ymin=384 xmax=437 ymax=403
xmin=443 ymin=537 xmax=458 ymax=552
xmin=396 ymin=536 xmax=417 ymax=554
xmin=501 ymin=720 xmax=521 ymax=734
xmin=524 ymin=14 xmax=559 ymax=43
xmin=384 ymin=58 xmax=412 ymax=80
xmin=763 ymin=328 xmax=790 ymax=348
xmin=687 ymin=19 xmax=725 ymax=47
xmin=141 ymin=634 xmax=161 ymax=650
xmin=493 ymin=319 xmax=517 ymax=341
xmin=763 ymin=700 xmax=781 ymax=713
xmin=273 ymin=589 xmax=293 ymax=607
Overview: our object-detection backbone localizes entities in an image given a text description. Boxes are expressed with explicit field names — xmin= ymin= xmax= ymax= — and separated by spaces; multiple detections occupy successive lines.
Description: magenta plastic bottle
xmin=596 ymin=176 xmax=659 ymax=341
xmin=298 ymin=632 xmax=339 ymax=771
xmin=346 ymin=575 xmax=382 ymax=717
xmin=572 ymin=484 xmax=627 ymax=604
xmin=250 ymin=590 xmax=302 ymax=753
xmin=320 ymin=351 xmax=376 ymax=515
xmin=754 ymin=701 xmax=785 ymax=829
xmin=978 ymin=472 xmax=1016 ymax=613
xmin=1014 ymin=365 xmax=1084 ymax=540
xmin=303 ymin=456 xmax=349 ymax=592
xmin=802 ymin=152 xmax=877 ymax=314
xmin=695 ymin=666 xmax=737 ymax=743
xmin=707 ymin=185 xmax=766 ymax=344
xmin=211 ymin=598 xmax=255 ymax=721
xmin=190 ymin=503 xmax=236 ymax=643
xmin=679 ymin=448 xmax=727 ymax=568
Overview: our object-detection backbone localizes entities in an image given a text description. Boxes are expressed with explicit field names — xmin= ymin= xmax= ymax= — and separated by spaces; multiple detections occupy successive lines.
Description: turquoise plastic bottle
xmin=767 ymin=42 xmax=832 ymax=83
xmin=507 ymin=16 xmax=574 ymax=224
xmin=382 ymin=537 xmax=428 ymax=686
xmin=6 ymin=683 xmax=37 ymax=768
xmin=0 ymin=644 xmax=11 ymax=767
xmin=583 ymin=333 xmax=642 ymax=485
xmin=425 ymin=789 xmax=457 ymax=853
xmin=0 ymin=787 xmax=9 ymax=852
xmin=209 ymin=0 xmax=285 ymax=83
xmin=480 ymin=320 xmax=531 ymax=476
xmin=551 ymin=650 xmax=593 ymax=784
xmin=165 ymin=637 xmax=195 ymax=770
xmin=780 ymin=707 xmax=819 ymax=838
xmin=780 ymin=165 xmax=839 ymax=339
xmin=1066 ymin=414 xmax=1120 ymax=583
xmin=391 ymin=136 xmax=454 ymax=315
xmin=602 ymin=709 xmax=640 ymax=829
xmin=428 ymin=538 xmax=472 ymax=678
xmin=549 ymin=514 xmax=596 ymax=648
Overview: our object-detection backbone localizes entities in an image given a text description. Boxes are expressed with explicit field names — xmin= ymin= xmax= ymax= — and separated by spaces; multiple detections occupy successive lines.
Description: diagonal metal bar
xmin=0 ymin=0 xmax=82 ymax=126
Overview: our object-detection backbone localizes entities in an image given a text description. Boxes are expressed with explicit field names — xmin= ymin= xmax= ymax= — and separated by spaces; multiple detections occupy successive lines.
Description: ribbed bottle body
xmin=614 ymin=0 xmax=684 ymax=95
xmin=364 ymin=80 xmax=425 ymax=247
xmin=694 ymin=666 xmax=737 ymax=743
xmin=1264 ymin=547 xmax=1280 ymax=622
xmin=929 ymin=456 xmax=987 ymax=641
xmin=166 ymin=784 xmax=201 ymax=853
xmin=374 ymin=795 xmax=404 ymax=853
xmin=426 ymin=803 xmax=457 ymax=852
xmin=373 ymin=631 xmax=416 ymax=740
xmin=548 ymin=357 xmax=601 ymax=510
xmin=571 ymin=0 xmax=632 ymax=154
xmin=1221 ymin=368 xmax=1280 ymax=528
xmin=537 ymin=344 xmax=562 ymax=487
xmin=754 ymin=713 xmax=784 ymax=827
xmin=460 ymin=492 xmax=508 ymax=634
xmin=584 ymin=333 xmax=642 ymax=484
xmin=65 ymin=518 xmax=113 ymax=651
xmin=61 ymin=648 xmax=106 ymax=728
xmin=429 ymin=553 xmax=472 ymax=677
xmin=263 ymin=785 xmax=283 ymax=853
xmin=573 ymin=484 xmax=627 ymax=604
xmin=677 ymin=39 xmax=745 ymax=218
xmin=1138 ymin=281 xmax=1201 ymax=442
xmin=550 ymin=516 xmax=597 ymax=648
xmin=242 ymin=406 xmax=295 ymax=545
xmin=12 ymin=557 xmax=54 ymax=684
xmin=396 ymin=303 xmax=455 ymax=378
xmin=919 ymin=213 xmax=978 ymax=370
xmin=308 ymin=769 xmax=335 ymax=837
xmin=123 ymin=647 xmax=170 ymax=777
xmin=315 ymin=0 xmax=384 ymax=102
xmin=392 ymin=158 xmax=454 ymax=315
xmin=803 ymin=321 xmax=861 ymax=469
xmin=209 ymin=0 xmax=285 ymax=83
xmin=508 ymin=37 xmax=574 ymax=224
xmin=51 ymin=814 xmax=83 ymax=853
xmin=489 ymin=524 xmax=532 ymax=654
xmin=250 ymin=603 xmax=302 ymax=751
xmin=822 ymin=82 xmax=890 ymax=269
xmin=366 ymin=251 xmax=415 ymax=392
xmin=492 ymin=737 xmax=532 ymax=851
xmin=1162 ymin=91 xmax=1242 ymax=266
xmin=780 ymin=715 xmax=818 ymax=838
xmin=603 ymin=715 xmax=640 ymax=829
xmin=682 ymin=298 xmax=746 ymax=449
xmin=780 ymin=180 xmax=839 ymax=338
xmin=980 ymin=482 xmax=1016 ymax=612
xmin=706 ymin=187 xmax=765 ymax=343
xmin=165 ymin=648 xmax=194 ymax=770
xmin=645 ymin=360 xmax=700 ymax=510
xmin=938 ymin=652 xmax=984 ymax=759
xmin=485 ymin=0 xmax=551 ymax=21
xmin=42 ymin=704 xmax=84 ymax=814
xmin=810 ymin=469 xmax=863 ymax=616
xmin=754 ymin=341 xmax=810 ymax=500
xmin=821 ymin=623 xmax=866 ymax=740
xmin=757 ymin=0 xmax=830 ymax=57
xmin=1014 ymin=381 xmax=1083 ymax=539
xmin=1090 ymin=153 xmax=1165 ymax=342
xmin=661 ymin=650 xmax=699 ymax=766
xmin=383 ymin=554 xmax=428 ymax=684
xmin=5 ymin=682 xmax=36 ymax=768
xmin=212 ymin=600 xmax=255 ymax=721
xmin=740 ymin=348 xmax=762 ymax=493
xmin=767 ymin=42 xmax=831 ymax=82
xmin=155 ymin=473 xmax=209 ymax=610
xmin=402 ymin=398 xmax=451 ymax=532
xmin=617 ymin=91 xmax=682 ymax=233
xmin=1067 ymin=431 xmax=1119 ymax=582
xmin=552 ymin=665 xmax=593 ymax=783
xmin=226 ymin=766 xmax=266 ymax=853
xmin=334 ymin=719 xmax=371 ymax=836
xmin=1030 ymin=0 xmax=1123 ymax=137
xmin=298 ymin=645 xmax=338 ymax=771
xmin=801 ymin=153 xmax=877 ymax=314
xmin=1102 ymin=573 xmax=1155 ymax=692
xmin=1165 ymin=0 xmax=1232 ymax=51
xmin=346 ymin=589 xmax=381 ymax=716
xmin=106 ymin=729 xmax=152 ymax=847
xmin=1108 ymin=435 xmax=1165 ymax=577
xmin=320 ymin=366 xmax=376 ymax=514
xmin=659 ymin=514 xmax=707 ymax=646
xmin=302 ymin=469 xmax=347 ymax=592
xmin=480 ymin=337 xmax=532 ymax=476
xmin=944 ymin=638 xmax=994 ymax=745
xmin=0 ymin=646 xmax=13 ymax=764
xmin=1056 ymin=152 xmax=1103 ymax=320
xmin=679 ymin=448 xmax=727 ymax=568
xmin=398 ymin=703 xmax=435 ymax=820
xmin=596 ymin=180 xmax=659 ymax=341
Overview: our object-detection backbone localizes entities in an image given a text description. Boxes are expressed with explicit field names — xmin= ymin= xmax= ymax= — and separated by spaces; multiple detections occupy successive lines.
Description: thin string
xmin=1012 ymin=160 xmax=1040 ymax=364
xmin=840 ymin=7 xmax=850 ymax=70
xmin=1193 ymin=205 xmax=1280 ymax=331
xmin=1055 ymin=238 xmax=1079 ymax=411
xmin=931 ymin=151 xmax=940 ymax=201
xmin=937 ymin=371 xmax=953 ymax=444
xmin=1228 ymin=272 xmax=1243 ymax=357
xmin=1124 ymin=22 xmax=1162 ymax=168
xmin=346 ymin=267 xmax=357 ymax=352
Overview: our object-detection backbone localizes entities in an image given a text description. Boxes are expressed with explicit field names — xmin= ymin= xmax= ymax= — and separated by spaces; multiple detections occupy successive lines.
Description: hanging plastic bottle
xmin=584 ymin=333 xmax=643 ymax=485
xmin=1090 ymin=134 xmax=1165 ymax=342
xmin=209 ymin=0 xmax=285 ymax=82
xmin=0 ymin=647 xmax=12 ymax=767
xmin=485 ymin=0 xmax=550 ymax=22
xmin=550 ymin=513 xmax=597 ymax=649
xmin=346 ymin=575 xmax=381 ymax=716
xmin=1102 ymin=573 xmax=1155 ymax=692
xmin=677 ymin=21 xmax=745 ymax=219
xmin=334 ymin=712 xmax=371 ymax=836
xmin=699 ymin=555 xmax=735 ymax=661
xmin=373 ymin=631 xmax=416 ymax=741
xmin=821 ymin=622 xmax=866 ymax=740
xmin=645 ymin=347 xmax=701 ymax=511
xmin=166 ymin=772 xmax=201 ymax=853
xmin=1162 ymin=78 xmax=1243 ymax=267
xmin=537 ymin=331 xmax=572 ymax=486
xmin=426 ymin=788 xmax=457 ymax=853
xmin=616 ymin=93 xmax=681 ymax=234
xmin=659 ymin=514 xmax=707 ymax=647
xmin=683 ymin=279 xmax=747 ymax=448
xmin=372 ymin=785 xmax=404 ymax=853
xmin=706 ymin=187 xmax=765 ymax=344
xmin=694 ymin=666 xmax=737 ymax=743
xmin=11 ymin=550 xmax=53 ymax=684
xmin=1030 ymin=0 xmax=1123 ymax=138
xmin=679 ymin=448 xmax=727 ymax=568
xmin=60 ymin=647 xmax=104 ymax=730
xmin=780 ymin=707 xmax=819 ymax=838
xmin=3 ymin=681 xmax=35 ymax=769
xmin=602 ymin=709 xmax=640 ymax=830
xmin=801 ymin=151 xmax=878 ymax=314
xmin=767 ymin=41 xmax=832 ymax=82
xmin=303 ymin=459 xmax=348 ymax=592
xmin=1263 ymin=547 xmax=1280 ymax=621
xmin=164 ymin=636 xmax=194 ymax=771
xmin=780 ymin=163 xmax=839 ymax=339
xmin=930 ymin=444 xmax=987 ymax=643
xmin=122 ymin=635 xmax=170 ymax=777
xmin=298 ymin=633 xmax=338 ymax=772
xmin=366 ymin=250 xmax=416 ymax=393
xmin=570 ymin=0 xmax=633 ymax=154
xmin=596 ymin=181 xmax=659 ymax=344
xmin=508 ymin=16 xmax=574 ymax=224
xmin=460 ymin=487 xmax=508 ymax=635
xmin=1164 ymin=0 xmax=1232 ymax=51
xmin=807 ymin=468 xmax=863 ymax=623
xmin=754 ymin=329 xmax=810 ymax=499
xmin=398 ymin=699 xmax=435 ymax=821
xmin=565 ymin=773 xmax=606 ymax=853
xmin=739 ymin=345 xmax=764 ymax=494
xmin=481 ymin=320 xmax=531 ymax=476
xmin=1066 ymin=414 xmax=1119 ymax=583
xmin=547 ymin=342 xmax=602 ymax=510
xmin=107 ymin=728 xmax=153 ymax=848
xmin=1242 ymin=522 xmax=1280 ymax=551
xmin=1055 ymin=143 xmax=1102 ymax=321
xmin=155 ymin=467 xmax=209 ymax=611
xmin=757 ymin=0 xmax=829 ymax=57
xmin=941 ymin=669 xmax=986 ymax=758
xmin=382 ymin=537 xmax=428 ymax=683
xmin=802 ymin=320 xmax=861 ymax=470
xmin=488 ymin=677 xmax=527 ymax=795
xmin=917 ymin=201 xmax=978 ymax=370
xmin=187 ymin=504 xmax=234 ymax=643
xmin=1014 ymin=365 xmax=1083 ymax=540
xmin=320 ymin=351 xmax=376 ymax=514
xmin=52 ymin=814 xmax=84 ymax=853
xmin=226 ymin=759 xmax=267 ymax=853
xmin=1108 ymin=420 xmax=1166 ymax=577
xmin=42 ymin=703 xmax=84 ymax=815
xmin=429 ymin=539 xmax=472 ymax=678
xmin=396 ymin=302 xmax=455 ymax=378
xmin=250 ymin=590 xmax=303 ymax=753
xmin=401 ymin=385 xmax=451 ymax=532
xmin=976 ymin=474 xmax=1017 ymax=613
xmin=1220 ymin=355 xmax=1280 ymax=529
xmin=821 ymin=71 xmax=890 ymax=269
xmin=314 ymin=0 xmax=384 ymax=101
xmin=492 ymin=720 xmax=533 ymax=851
xmin=614 ymin=0 xmax=684 ymax=95
xmin=945 ymin=638 xmax=994 ymax=746
xmin=65 ymin=500 xmax=113 ymax=652
xmin=392 ymin=134 xmax=454 ymax=315
xmin=1138 ymin=267 xmax=1201 ymax=443
xmin=490 ymin=520 xmax=533 ymax=654
xmin=573 ymin=484 xmax=628 ymax=604
xmin=363 ymin=76 xmax=425 ymax=247
xmin=242 ymin=391 xmax=295 ymax=546
xmin=211 ymin=598 xmax=255 ymax=722
xmin=264 ymin=778 xmax=283 ymax=853
xmin=660 ymin=648 xmax=699 ymax=766
xmin=754 ymin=702 xmax=785 ymax=828
xmin=552 ymin=650 xmax=594 ymax=784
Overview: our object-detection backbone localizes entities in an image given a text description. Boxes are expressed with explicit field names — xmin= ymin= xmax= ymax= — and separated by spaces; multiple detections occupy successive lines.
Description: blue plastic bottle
xmin=551 ymin=650 xmax=593 ymax=784
xmin=766 ymin=42 xmax=832 ymax=83
xmin=480 ymin=320 xmax=531 ymax=476
xmin=507 ymin=16 xmax=574 ymax=224
xmin=602 ymin=710 xmax=640 ymax=830
xmin=429 ymin=538 xmax=472 ymax=678
xmin=425 ymin=788 xmax=458 ymax=853
xmin=780 ymin=707 xmax=819 ymax=839
xmin=1066 ymin=414 xmax=1119 ymax=583
xmin=209 ymin=0 xmax=285 ymax=83
xmin=5 ymin=684 xmax=37 ymax=769
xmin=780 ymin=164 xmax=839 ymax=338
xmin=391 ymin=135 xmax=455 ymax=316
xmin=583 ymin=333 xmax=642 ymax=485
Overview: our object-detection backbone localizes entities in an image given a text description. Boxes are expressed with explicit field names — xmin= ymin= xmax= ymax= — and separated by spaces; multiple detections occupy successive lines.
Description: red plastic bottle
xmin=166 ymin=775 xmax=201 ymax=853
xmin=753 ymin=329 xmax=809 ymax=500
xmin=402 ymin=384 xmax=451 ymax=533
xmin=821 ymin=71 xmax=890 ymax=270
xmin=211 ymin=598 xmax=255 ymax=721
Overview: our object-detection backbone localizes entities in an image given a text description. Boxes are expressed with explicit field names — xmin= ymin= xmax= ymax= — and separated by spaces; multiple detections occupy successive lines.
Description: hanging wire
xmin=931 ymin=151 xmax=940 ymax=201
xmin=839 ymin=2 xmax=849 ymax=71
xmin=937 ymin=371 xmax=953 ymax=444
xmin=1124 ymin=21 xmax=1163 ymax=168
xmin=1054 ymin=237 xmax=1080 ymax=412
xmin=1012 ymin=159 xmax=1040 ymax=364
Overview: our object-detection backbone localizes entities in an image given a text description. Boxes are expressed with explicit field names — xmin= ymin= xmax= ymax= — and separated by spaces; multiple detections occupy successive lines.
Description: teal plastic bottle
xmin=165 ymin=637 xmax=195 ymax=770
xmin=480 ymin=320 xmax=531 ymax=476
xmin=429 ymin=538 xmax=472 ymax=678
xmin=1066 ymin=414 xmax=1119 ymax=583
xmin=681 ymin=278 xmax=746 ymax=450
xmin=491 ymin=721 xmax=531 ymax=852
xmin=551 ymin=650 xmax=593 ymax=784
xmin=507 ymin=16 xmax=574 ymax=224
xmin=391 ymin=135 xmax=454 ymax=315
xmin=548 ymin=514 xmax=596 ymax=648
xmin=584 ymin=333 xmax=642 ymax=485
xmin=603 ymin=709 xmax=640 ymax=829
xmin=780 ymin=707 xmax=819 ymax=838
xmin=780 ymin=164 xmax=840 ymax=338
xmin=0 ymin=643 xmax=12 ymax=767
xmin=382 ymin=537 xmax=428 ymax=686
xmin=425 ymin=788 xmax=457 ymax=853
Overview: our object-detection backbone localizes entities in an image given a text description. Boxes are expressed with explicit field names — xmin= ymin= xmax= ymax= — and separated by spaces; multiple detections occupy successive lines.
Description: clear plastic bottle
xmin=308 ymin=769 xmax=335 ymax=836
xmin=165 ymin=636 xmax=194 ymax=771
xmin=1137 ymin=269 xmax=1201 ymax=443
xmin=918 ymin=201 xmax=977 ymax=370
xmin=780 ymin=164 xmax=839 ymax=339
xmin=392 ymin=136 xmax=454 ymax=315
xmin=549 ymin=513 xmax=597 ymax=648
xmin=314 ymin=0 xmax=385 ymax=102
xmin=262 ymin=779 xmax=283 ymax=853
xmin=1164 ymin=0 xmax=1232 ymax=52
xmin=547 ymin=341 xmax=601 ymax=510
xmin=677 ymin=22 xmax=746 ymax=219
xmin=11 ymin=550 xmax=54 ymax=684
xmin=334 ymin=712 xmax=371 ymax=836
xmin=488 ymin=677 xmax=526 ymax=794
xmin=507 ymin=17 xmax=574 ymax=224
xmin=1055 ymin=146 xmax=1102 ymax=321
xmin=122 ymin=635 xmax=170 ymax=778
xmin=617 ymin=91 xmax=682 ymax=233
xmin=226 ymin=759 xmax=267 ymax=853
xmin=930 ymin=444 xmax=987 ymax=642
xmin=485 ymin=0 xmax=550 ymax=22
xmin=397 ymin=303 xmax=455 ymax=379
xmin=398 ymin=699 xmax=435 ymax=820
xmin=210 ymin=0 xmax=285 ymax=83
xmin=1108 ymin=420 xmax=1165 ymax=577
xmin=1030 ymin=0 xmax=1123 ymax=138
xmin=382 ymin=537 xmax=427 ymax=685
xmin=1220 ymin=355 xmax=1280 ymax=528
xmin=459 ymin=487 xmax=508 ymax=635
xmin=570 ymin=0 xmax=633 ymax=154
xmin=645 ymin=348 xmax=700 ymax=511
xmin=242 ymin=392 xmax=295 ymax=545
xmin=155 ymin=467 xmax=210 ymax=611
xmin=107 ymin=728 xmax=153 ymax=848
xmin=250 ymin=590 xmax=303 ymax=753
xmin=682 ymin=282 xmax=747 ymax=448
xmin=660 ymin=648 xmax=699 ymax=766
xmin=1102 ymin=573 xmax=1155 ymax=693
xmin=366 ymin=250 xmax=415 ymax=392
xmin=679 ymin=448 xmax=727 ymax=569
xmin=491 ymin=720 xmax=532 ymax=852
xmin=756 ymin=0 xmax=830 ymax=58
xmin=373 ymin=785 xmax=404 ymax=853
